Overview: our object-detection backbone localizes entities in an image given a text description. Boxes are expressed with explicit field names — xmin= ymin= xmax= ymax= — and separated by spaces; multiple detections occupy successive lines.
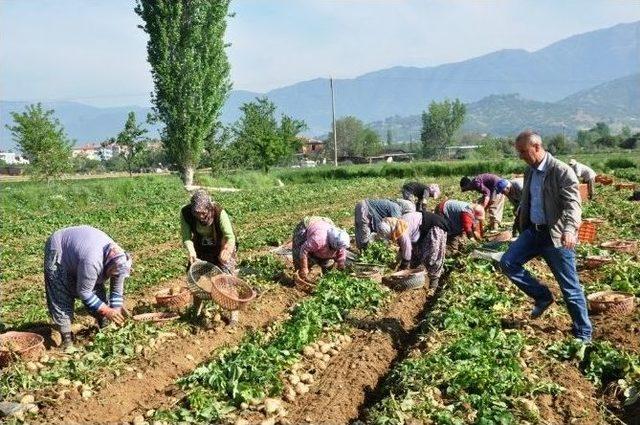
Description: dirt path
xmin=282 ymin=286 xmax=433 ymax=424
xmin=38 ymin=285 xmax=304 ymax=424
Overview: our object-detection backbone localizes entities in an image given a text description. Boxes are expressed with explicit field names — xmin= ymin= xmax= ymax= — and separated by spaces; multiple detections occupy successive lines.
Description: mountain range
xmin=1 ymin=20 xmax=639 ymax=149
xmin=369 ymin=73 xmax=640 ymax=140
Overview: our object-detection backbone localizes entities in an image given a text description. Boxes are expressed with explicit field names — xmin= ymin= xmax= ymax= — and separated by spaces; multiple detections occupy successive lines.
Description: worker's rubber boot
xmin=97 ymin=316 xmax=110 ymax=329
xmin=61 ymin=332 xmax=74 ymax=350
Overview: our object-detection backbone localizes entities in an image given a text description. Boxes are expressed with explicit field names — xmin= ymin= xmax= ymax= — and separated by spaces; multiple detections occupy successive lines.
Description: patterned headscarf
xmin=327 ymin=226 xmax=350 ymax=250
xmin=378 ymin=217 xmax=409 ymax=242
xmin=427 ymin=184 xmax=441 ymax=199
xmin=104 ymin=244 xmax=133 ymax=277
xmin=190 ymin=189 xmax=215 ymax=226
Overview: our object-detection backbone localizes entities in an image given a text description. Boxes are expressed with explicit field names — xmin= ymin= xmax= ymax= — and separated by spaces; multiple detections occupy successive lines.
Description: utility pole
xmin=330 ymin=77 xmax=338 ymax=167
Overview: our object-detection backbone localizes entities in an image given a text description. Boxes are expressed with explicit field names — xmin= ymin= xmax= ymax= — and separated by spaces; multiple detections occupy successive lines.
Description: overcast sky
xmin=2 ymin=0 xmax=640 ymax=107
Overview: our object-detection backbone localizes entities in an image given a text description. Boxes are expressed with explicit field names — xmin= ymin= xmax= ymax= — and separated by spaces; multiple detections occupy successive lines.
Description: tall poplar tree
xmin=135 ymin=0 xmax=232 ymax=185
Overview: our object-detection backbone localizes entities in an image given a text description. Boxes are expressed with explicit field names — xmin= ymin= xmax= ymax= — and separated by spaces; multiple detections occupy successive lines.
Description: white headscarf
xmin=327 ymin=226 xmax=350 ymax=250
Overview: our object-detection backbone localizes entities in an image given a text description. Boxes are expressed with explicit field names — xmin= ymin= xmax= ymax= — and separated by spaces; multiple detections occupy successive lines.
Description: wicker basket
xmin=581 ymin=255 xmax=613 ymax=269
xmin=587 ymin=291 xmax=635 ymax=315
xmin=155 ymin=287 xmax=193 ymax=309
xmin=578 ymin=221 xmax=597 ymax=243
xmin=187 ymin=260 xmax=223 ymax=301
xmin=382 ymin=269 xmax=426 ymax=291
xmin=578 ymin=183 xmax=589 ymax=202
xmin=600 ymin=240 xmax=638 ymax=254
xmin=615 ymin=183 xmax=636 ymax=191
xmin=132 ymin=312 xmax=179 ymax=325
xmin=486 ymin=230 xmax=512 ymax=242
xmin=0 ymin=332 xmax=45 ymax=367
xmin=210 ymin=275 xmax=256 ymax=311
xmin=294 ymin=271 xmax=317 ymax=293
xmin=595 ymin=175 xmax=613 ymax=185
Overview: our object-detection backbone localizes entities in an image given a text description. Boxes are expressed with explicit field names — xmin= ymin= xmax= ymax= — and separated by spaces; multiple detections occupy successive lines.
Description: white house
xmin=0 ymin=151 xmax=29 ymax=165
xmin=72 ymin=143 xmax=122 ymax=161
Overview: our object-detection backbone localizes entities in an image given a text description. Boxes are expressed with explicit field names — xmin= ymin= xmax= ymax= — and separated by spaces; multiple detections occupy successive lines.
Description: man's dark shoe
xmin=531 ymin=298 xmax=554 ymax=319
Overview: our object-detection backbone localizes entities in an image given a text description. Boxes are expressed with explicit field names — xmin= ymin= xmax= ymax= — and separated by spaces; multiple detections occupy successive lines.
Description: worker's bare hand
xmin=561 ymin=232 xmax=577 ymax=250
xmin=219 ymin=248 xmax=231 ymax=263
xmin=101 ymin=306 xmax=125 ymax=325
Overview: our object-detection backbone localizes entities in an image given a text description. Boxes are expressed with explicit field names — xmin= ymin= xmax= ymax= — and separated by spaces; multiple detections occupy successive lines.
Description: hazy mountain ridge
xmin=1 ymin=21 xmax=638 ymax=149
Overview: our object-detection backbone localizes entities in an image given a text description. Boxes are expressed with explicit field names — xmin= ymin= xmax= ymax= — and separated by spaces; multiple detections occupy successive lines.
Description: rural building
xmin=298 ymin=137 xmax=324 ymax=155
xmin=0 ymin=151 xmax=29 ymax=165
xmin=72 ymin=143 xmax=123 ymax=161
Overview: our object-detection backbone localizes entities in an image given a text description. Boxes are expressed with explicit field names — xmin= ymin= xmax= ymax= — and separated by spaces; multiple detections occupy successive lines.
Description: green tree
xmin=325 ymin=116 xmax=381 ymax=158
xmin=619 ymin=133 xmax=639 ymax=150
xmin=135 ymin=0 xmax=232 ymax=186
xmin=230 ymin=97 xmax=306 ymax=173
xmin=386 ymin=128 xmax=393 ymax=146
xmin=546 ymin=134 xmax=567 ymax=155
xmin=595 ymin=135 xmax=619 ymax=148
xmin=420 ymin=99 xmax=466 ymax=158
xmin=6 ymin=103 xmax=72 ymax=181
xmin=362 ymin=128 xmax=382 ymax=156
xmin=109 ymin=112 xmax=149 ymax=176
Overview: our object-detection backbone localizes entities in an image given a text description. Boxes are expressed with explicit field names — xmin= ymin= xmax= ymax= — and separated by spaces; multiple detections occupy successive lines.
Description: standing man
xmin=460 ymin=173 xmax=505 ymax=230
xmin=495 ymin=177 xmax=524 ymax=235
xmin=499 ymin=131 xmax=592 ymax=343
xmin=569 ymin=159 xmax=596 ymax=200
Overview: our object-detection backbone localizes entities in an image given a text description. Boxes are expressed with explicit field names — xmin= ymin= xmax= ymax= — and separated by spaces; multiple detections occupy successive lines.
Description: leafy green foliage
xmin=163 ymin=272 xmax=386 ymax=423
xmin=357 ymin=240 xmax=397 ymax=268
xmin=367 ymin=260 xmax=551 ymax=425
xmin=421 ymin=99 xmax=466 ymax=158
xmin=228 ymin=97 xmax=306 ymax=172
xmin=109 ymin=111 xmax=149 ymax=176
xmin=0 ymin=322 xmax=168 ymax=397
xmin=325 ymin=116 xmax=382 ymax=158
xmin=605 ymin=157 xmax=637 ymax=170
xmin=548 ymin=339 xmax=640 ymax=388
xmin=6 ymin=103 xmax=73 ymax=181
xmin=596 ymin=259 xmax=640 ymax=295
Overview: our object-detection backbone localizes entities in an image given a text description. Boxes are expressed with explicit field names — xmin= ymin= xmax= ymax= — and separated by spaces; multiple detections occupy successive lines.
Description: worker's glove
xmin=398 ymin=260 xmax=410 ymax=270
xmin=188 ymin=254 xmax=198 ymax=265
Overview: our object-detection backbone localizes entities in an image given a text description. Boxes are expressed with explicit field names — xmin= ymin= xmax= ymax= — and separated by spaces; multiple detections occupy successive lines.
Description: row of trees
xmin=5 ymin=104 xmax=161 ymax=181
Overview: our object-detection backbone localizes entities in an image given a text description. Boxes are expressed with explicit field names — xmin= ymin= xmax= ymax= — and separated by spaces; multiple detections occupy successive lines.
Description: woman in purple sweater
xmin=44 ymin=225 xmax=133 ymax=349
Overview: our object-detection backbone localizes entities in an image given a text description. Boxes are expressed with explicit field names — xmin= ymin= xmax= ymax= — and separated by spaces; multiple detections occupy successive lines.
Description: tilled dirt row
xmin=38 ymin=285 xmax=304 ymax=424
xmin=231 ymin=283 xmax=436 ymax=425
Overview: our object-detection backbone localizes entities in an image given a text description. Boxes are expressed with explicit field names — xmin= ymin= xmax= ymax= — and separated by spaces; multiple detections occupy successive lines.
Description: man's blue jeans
xmin=499 ymin=227 xmax=592 ymax=341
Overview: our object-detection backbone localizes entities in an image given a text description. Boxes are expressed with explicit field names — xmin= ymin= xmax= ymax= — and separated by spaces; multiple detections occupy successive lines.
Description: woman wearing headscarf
xmin=378 ymin=211 xmax=449 ymax=289
xmin=292 ymin=216 xmax=350 ymax=279
xmin=354 ymin=198 xmax=415 ymax=250
xmin=181 ymin=190 xmax=236 ymax=273
xmin=44 ymin=225 xmax=133 ymax=349
xmin=181 ymin=190 xmax=239 ymax=325
xmin=435 ymin=199 xmax=485 ymax=244
xmin=401 ymin=182 xmax=441 ymax=212
xmin=459 ymin=173 xmax=505 ymax=230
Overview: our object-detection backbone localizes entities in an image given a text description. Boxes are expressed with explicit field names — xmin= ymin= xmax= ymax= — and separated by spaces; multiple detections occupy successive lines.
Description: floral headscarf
xmin=327 ymin=226 xmax=350 ymax=250
xmin=378 ymin=217 xmax=409 ymax=242
xmin=190 ymin=189 xmax=215 ymax=226
xmin=427 ymin=184 xmax=441 ymax=199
